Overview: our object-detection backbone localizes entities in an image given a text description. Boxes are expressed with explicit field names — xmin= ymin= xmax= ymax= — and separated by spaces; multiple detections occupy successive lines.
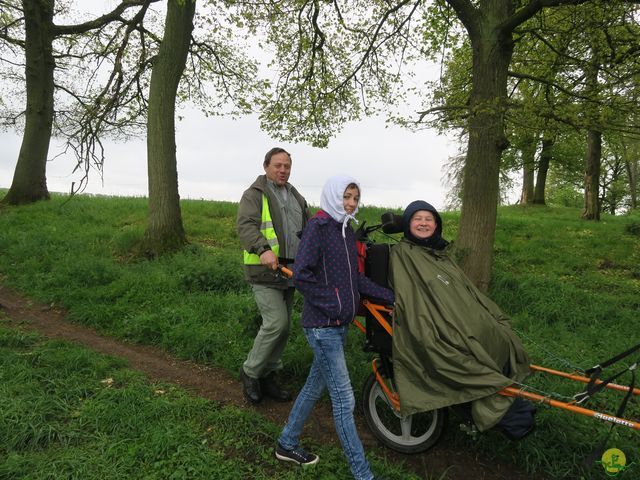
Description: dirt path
xmin=0 ymin=284 xmax=539 ymax=480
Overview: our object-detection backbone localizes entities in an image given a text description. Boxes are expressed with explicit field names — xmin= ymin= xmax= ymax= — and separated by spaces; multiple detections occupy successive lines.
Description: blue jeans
xmin=278 ymin=325 xmax=373 ymax=480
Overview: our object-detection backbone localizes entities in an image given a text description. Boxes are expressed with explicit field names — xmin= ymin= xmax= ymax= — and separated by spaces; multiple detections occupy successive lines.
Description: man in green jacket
xmin=237 ymin=147 xmax=309 ymax=404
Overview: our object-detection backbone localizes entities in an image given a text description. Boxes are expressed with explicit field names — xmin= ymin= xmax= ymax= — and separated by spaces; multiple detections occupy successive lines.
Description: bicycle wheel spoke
xmin=399 ymin=416 xmax=413 ymax=440
xmin=374 ymin=386 xmax=399 ymax=416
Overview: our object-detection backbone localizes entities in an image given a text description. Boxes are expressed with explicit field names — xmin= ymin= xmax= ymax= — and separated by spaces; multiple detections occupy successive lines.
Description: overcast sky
xmin=0 ymin=111 xmax=460 ymax=211
xmin=0 ymin=1 xmax=463 ymax=212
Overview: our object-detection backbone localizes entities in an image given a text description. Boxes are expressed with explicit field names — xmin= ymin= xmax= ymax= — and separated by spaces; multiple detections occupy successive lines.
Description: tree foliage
xmin=225 ymin=0 xmax=640 ymax=289
xmin=231 ymin=0 xmax=429 ymax=147
xmin=415 ymin=1 xmax=640 ymax=220
xmin=0 ymin=0 xmax=265 ymax=203
xmin=0 ymin=0 xmax=162 ymax=204
xmin=62 ymin=0 xmax=266 ymax=194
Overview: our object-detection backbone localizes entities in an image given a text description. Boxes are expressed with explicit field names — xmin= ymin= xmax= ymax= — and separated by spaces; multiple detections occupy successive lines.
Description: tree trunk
xmin=519 ymin=134 xmax=536 ymax=204
xmin=1 ymin=0 xmax=55 ymax=205
xmin=580 ymin=39 xmax=602 ymax=221
xmin=582 ymin=129 xmax=601 ymax=220
xmin=602 ymin=155 xmax=625 ymax=215
xmin=625 ymin=139 xmax=638 ymax=210
xmin=533 ymin=134 xmax=553 ymax=205
xmin=144 ymin=0 xmax=195 ymax=254
xmin=454 ymin=1 xmax=514 ymax=292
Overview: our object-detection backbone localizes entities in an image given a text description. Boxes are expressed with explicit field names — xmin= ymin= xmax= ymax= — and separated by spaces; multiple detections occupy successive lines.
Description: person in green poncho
xmin=388 ymin=200 xmax=536 ymax=439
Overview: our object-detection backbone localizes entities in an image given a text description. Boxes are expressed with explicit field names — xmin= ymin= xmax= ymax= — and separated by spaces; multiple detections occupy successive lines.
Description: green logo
xmin=598 ymin=448 xmax=628 ymax=477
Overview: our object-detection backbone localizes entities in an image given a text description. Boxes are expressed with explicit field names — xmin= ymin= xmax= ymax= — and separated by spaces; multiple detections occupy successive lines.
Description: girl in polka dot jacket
xmin=276 ymin=175 xmax=394 ymax=480
xmin=294 ymin=176 xmax=395 ymax=329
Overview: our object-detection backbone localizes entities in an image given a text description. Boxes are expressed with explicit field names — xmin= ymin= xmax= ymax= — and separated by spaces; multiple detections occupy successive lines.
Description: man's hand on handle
xmin=259 ymin=250 xmax=278 ymax=270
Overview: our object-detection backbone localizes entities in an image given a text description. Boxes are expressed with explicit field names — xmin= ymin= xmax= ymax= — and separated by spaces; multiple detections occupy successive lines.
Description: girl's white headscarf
xmin=320 ymin=175 xmax=360 ymax=238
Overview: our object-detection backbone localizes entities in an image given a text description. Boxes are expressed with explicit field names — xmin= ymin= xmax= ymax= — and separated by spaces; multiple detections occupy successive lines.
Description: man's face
xmin=264 ymin=152 xmax=292 ymax=187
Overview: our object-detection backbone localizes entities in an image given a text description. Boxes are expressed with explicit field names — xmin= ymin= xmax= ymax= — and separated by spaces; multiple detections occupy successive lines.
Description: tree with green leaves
xmin=429 ymin=0 xmax=619 ymax=290
xmin=134 ymin=0 xmax=265 ymax=254
xmin=143 ymin=0 xmax=194 ymax=252
xmin=419 ymin=1 xmax=640 ymax=282
xmin=621 ymin=136 xmax=640 ymax=210
xmin=1 ymin=0 xmax=264 ymax=254
xmin=0 ymin=0 xmax=157 ymax=206
xmin=243 ymin=0 xmax=631 ymax=290
xmin=510 ymin=2 xmax=640 ymax=218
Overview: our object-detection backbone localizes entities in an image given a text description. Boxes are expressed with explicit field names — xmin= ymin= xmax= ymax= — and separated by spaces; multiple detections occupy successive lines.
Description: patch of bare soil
xmin=0 ymin=284 xmax=540 ymax=480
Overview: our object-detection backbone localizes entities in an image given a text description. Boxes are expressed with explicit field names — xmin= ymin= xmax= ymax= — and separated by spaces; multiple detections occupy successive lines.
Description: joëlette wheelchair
xmin=353 ymin=213 xmax=639 ymax=454
xmin=282 ymin=212 xmax=639 ymax=455
xmin=354 ymin=213 xmax=447 ymax=454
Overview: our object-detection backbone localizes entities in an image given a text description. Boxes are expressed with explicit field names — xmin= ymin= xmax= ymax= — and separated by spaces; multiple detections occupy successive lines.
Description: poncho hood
xmin=402 ymin=200 xmax=448 ymax=250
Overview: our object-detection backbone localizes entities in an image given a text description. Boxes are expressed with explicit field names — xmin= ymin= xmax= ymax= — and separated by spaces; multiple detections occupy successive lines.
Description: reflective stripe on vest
xmin=243 ymin=194 xmax=280 ymax=265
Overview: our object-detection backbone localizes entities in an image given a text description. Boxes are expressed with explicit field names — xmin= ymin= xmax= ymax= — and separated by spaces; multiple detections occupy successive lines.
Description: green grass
xmin=0 ymin=193 xmax=639 ymax=479
xmin=0 ymin=325 xmax=416 ymax=480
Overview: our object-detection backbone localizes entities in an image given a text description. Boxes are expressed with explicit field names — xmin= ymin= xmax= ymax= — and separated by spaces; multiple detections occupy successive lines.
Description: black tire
xmin=361 ymin=372 xmax=447 ymax=454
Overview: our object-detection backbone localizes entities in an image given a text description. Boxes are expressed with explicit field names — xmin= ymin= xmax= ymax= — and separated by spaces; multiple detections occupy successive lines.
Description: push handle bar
xmin=355 ymin=212 xmax=403 ymax=242
xmin=278 ymin=265 xmax=293 ymax=278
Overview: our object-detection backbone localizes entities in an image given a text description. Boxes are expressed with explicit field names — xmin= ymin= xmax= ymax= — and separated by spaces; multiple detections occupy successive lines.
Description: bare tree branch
xmin=53 ymin=0 xmax=161 ymax=36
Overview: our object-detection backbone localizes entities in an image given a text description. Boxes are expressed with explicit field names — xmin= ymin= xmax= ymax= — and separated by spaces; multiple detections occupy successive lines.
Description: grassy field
xmin=0 ymin=192 xmax=639 ymax=479
xmin=0 ymin=325 xmax=414 ymax=480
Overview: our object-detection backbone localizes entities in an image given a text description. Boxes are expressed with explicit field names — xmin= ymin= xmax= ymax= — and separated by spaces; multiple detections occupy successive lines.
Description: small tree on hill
xmin=0 ymin=0 xmax=158 ymax=206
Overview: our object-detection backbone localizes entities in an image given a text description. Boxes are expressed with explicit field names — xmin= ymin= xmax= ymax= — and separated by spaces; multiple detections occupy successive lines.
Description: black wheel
xmin=361 ymin=372 xmax=447 ymax=454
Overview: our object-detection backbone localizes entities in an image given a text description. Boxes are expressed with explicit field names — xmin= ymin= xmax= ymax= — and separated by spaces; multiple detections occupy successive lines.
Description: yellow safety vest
xmin=243 ymin=194 xmax=280 ymax=265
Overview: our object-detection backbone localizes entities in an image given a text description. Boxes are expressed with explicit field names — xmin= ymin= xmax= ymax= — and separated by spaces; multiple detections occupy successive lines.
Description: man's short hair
xmin=264 ymin=147 xmax=291 ymax=168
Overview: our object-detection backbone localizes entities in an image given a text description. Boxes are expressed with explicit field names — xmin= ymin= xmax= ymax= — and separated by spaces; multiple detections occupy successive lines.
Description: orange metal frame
xmin=278 ymin=265 xmax=639 ymax=430
xmin=500 ymin=386 xmax=640 ymax=431
xmin=372 ymin=357 xmax=401 ymax=411
xmin=529 ymin=364 xmax=640 ymax=397
xmin=354 ymin=300 xmax=393 ymax=336
xmin=358 ymin=299 xmax=640 ymax=430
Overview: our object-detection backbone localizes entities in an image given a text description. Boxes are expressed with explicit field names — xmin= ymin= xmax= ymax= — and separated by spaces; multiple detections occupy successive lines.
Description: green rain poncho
xmin=389 ymin=238 xmax=531 ymax=431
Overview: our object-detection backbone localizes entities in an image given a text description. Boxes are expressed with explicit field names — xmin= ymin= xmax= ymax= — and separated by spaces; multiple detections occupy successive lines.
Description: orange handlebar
xmin=278 ymin=265 xmax=293 ymax=278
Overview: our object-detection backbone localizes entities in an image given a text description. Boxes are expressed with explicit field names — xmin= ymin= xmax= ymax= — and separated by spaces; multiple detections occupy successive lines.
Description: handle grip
xmin=278 ymin=265 xmax=293 ymax=278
